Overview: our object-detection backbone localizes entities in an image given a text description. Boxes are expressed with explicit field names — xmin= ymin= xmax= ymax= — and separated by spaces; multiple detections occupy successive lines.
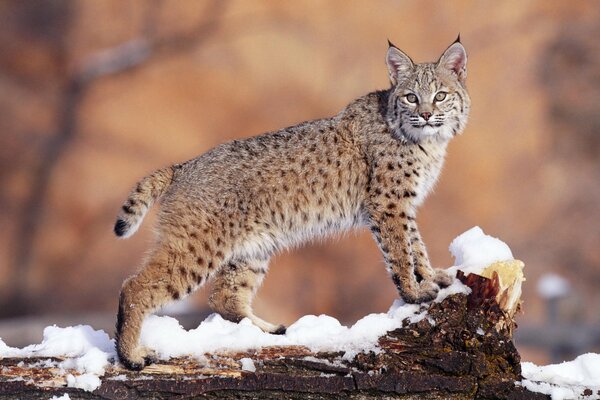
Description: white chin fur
xmin=403 ymin=124 xmax=453 ymax=142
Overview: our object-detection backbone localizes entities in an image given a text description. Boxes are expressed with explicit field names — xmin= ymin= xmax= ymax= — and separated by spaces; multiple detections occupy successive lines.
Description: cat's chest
xmin=411 ymin=152 xmax=445 ymax=206
xmin=374 ymin=141 xmax=447 ymax=207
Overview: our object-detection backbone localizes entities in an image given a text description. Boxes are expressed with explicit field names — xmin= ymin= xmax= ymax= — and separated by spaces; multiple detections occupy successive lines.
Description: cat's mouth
xmin=412 ymin=122 xmax=444 ymax=128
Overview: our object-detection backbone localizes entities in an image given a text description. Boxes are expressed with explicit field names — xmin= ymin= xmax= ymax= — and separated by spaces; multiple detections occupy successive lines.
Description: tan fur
xmin=114 ymin=39 xmax=470 ymax=370
xmin=209 ymin=260 xmax=284 ymax=333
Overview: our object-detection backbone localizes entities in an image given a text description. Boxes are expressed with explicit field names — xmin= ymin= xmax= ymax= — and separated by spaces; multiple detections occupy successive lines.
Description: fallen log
xmin=0 ymin=260 xmax=551 ymax=399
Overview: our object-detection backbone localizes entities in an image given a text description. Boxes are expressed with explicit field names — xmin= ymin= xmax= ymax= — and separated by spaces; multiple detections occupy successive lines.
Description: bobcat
xmin=114 ymin=37 xmax=470 ymax=370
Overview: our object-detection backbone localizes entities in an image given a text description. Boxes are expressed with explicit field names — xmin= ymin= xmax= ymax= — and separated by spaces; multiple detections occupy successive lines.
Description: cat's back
xmin=164 ymin=115 xmax=348 ymax=198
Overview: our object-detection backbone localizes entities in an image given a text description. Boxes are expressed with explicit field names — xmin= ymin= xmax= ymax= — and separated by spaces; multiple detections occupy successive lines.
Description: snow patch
xmin=521 ymin=353 xmax=600 ymax=399
xmin=108 ymin=374 xmax=128 ymax=381
xmin=14 ymin=324 xmax=115 ymax=358
xmin=449 ymin=226 xmax=513 ymax=275
xmin=138 ymin=305 xmax=427 ymax=362
xmin=0 ymin=339 xmax=13 ymax=355
xmin=66 ymin=372 xmax=102 ymax=392
xmin=50 ymin=395 xmax=71 ymax=400
xmin=240 ymin=357 xmax=256 ymax=372
xmin=0 ymin=325 xmax=114 ymax=392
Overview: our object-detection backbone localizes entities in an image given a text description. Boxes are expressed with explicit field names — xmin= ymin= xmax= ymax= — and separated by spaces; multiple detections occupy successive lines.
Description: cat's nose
xmin=420 ymin=112 xmax=432 ymax=121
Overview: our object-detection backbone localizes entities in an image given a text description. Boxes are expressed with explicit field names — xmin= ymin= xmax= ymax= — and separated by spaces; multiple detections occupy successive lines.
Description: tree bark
xmin=0 ymin=262 xmax=549 ymax=399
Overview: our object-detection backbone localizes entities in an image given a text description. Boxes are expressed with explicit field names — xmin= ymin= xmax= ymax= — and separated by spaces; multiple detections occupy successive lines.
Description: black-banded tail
xmin=114 ymin=165 xmax=177 ymax=238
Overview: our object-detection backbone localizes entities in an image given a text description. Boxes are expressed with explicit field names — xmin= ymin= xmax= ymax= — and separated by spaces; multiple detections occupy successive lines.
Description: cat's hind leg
xmin=116 ymin=239 xmax=221 ymax=370
xmin=208 ymin=259 xmax=286 ymax=334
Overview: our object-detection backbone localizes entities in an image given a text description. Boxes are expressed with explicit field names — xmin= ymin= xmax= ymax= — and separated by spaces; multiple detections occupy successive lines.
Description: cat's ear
xmin=437 ymin=36 xmax=467 ymax=82
xmin=386 ymin=40 xmax=414 ymax=85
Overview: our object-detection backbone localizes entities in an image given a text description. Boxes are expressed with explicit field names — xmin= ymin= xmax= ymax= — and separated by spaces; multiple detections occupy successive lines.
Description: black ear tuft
xmin=454 ymin=34 xmax=461 ymax=44
xmin=387 ymin=39 xmax=398 ymax=49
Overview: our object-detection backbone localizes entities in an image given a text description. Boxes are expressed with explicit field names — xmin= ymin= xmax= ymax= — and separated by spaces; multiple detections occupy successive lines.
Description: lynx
xmin=114 ymin=37 xmax=470 ymax=370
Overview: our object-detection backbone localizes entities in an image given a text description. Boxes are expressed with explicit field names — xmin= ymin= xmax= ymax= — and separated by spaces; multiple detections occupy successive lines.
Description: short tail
xmin=114 ymin=165 xmax=178 ymax=238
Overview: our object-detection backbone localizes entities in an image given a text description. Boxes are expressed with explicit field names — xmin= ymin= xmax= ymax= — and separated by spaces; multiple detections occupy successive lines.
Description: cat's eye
xmin=434 ymin=91 xmax=447 ymax=102
xmin=405 ymin=93 xmax=418 ymax=104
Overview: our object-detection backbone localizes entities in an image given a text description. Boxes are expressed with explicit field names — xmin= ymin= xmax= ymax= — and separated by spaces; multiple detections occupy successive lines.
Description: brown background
xmin=1 ymin=1 xmax=599 ymax=364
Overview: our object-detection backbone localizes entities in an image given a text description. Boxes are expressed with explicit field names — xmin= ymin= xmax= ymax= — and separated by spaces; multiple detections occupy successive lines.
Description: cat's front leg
xmin=366 ymin=204 xmax=439 ymax=304
xmin=407 ymin=217 xmax=453 ymax=288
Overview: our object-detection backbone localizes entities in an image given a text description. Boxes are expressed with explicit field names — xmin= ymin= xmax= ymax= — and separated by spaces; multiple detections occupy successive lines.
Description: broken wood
xmin=0 ymin=261 xmax=549 ymax=399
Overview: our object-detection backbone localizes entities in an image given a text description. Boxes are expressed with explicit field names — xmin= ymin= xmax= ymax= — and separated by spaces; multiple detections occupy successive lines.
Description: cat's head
xmin=385 ymin=37 xmax=471 ymax=143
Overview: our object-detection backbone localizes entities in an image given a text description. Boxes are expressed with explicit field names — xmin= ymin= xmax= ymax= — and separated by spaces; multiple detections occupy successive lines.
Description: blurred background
xmin=1 ymin=0 xmax=599 ymax=365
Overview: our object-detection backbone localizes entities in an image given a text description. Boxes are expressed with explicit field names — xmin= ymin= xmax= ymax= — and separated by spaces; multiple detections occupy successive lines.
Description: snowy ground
xmin=1 ymin=226 xmax=595 ymax=399
xmin=520 ymin=354 xmax=600 ymax=400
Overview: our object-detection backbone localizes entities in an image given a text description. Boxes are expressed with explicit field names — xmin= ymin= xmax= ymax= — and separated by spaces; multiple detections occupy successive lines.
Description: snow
xmin=108 ymin=374 xmax=128 ymax=381
xmin=139 ymin=299 xmax=433 ymax=364
xmin=449 ymin=226 xmax=513 ymax=275
xmin=138 ymin=269 xmax=472 ymax=364
xmin=537 ymin=273 xmax=571 ymax=299
xmin=66 ymin=372 xmax=102 ymax=392
xmin=0 ymin=226 xmax=526 ymax=394
xmin=521 ymin=353 xmax=600 ymax=399
xmin=50 ymin=395 xmax=71 ymax=400
xmin=0 ymin=324 xmax=115 ymax=358
xmin=239 ymin=357 xmax=256 ymax=372
xmin=0 ymin=325 xmax=115 ymax=392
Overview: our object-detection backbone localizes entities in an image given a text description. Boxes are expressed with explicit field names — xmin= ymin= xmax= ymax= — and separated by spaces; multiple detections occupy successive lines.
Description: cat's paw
xmin=117 ymin=344 xmax=154 ymax=371
xmin=432 ymin=268 xmax=453 ymax=288
xmin=118 ymin=352 xmax=147 ymax=371
xmin=143 ymin=349 xmax=160 ymax=366
xmin=271 ymin=325 xmax=287 ymax=335
xmin=401 ymin=280 xmax=439 ymax=304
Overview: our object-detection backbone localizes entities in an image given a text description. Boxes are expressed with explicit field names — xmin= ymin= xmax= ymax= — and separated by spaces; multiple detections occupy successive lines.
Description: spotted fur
xmin=114 ymin=38 xmax=470 ymax=370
